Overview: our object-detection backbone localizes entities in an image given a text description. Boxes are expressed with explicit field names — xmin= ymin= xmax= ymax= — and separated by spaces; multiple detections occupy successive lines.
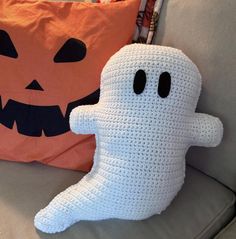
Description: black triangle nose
xmin=25 ymin=80 xmax=44 ymax=91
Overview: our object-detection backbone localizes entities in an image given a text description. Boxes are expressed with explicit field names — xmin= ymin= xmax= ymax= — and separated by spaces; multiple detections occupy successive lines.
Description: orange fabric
xmin=0 ymin=0 xmax=139 ymax=171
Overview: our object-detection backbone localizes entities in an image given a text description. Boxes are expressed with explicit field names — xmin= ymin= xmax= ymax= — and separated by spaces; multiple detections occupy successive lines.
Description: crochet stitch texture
xmin=34 ymin=44 xmax=223 ymax=233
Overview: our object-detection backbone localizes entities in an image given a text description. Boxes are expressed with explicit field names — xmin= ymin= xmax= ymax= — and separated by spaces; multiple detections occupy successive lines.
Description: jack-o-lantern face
xmin=0 ymin=29 xmax=99 ymax=137
xmin=0 ymin=0 xmax=139 ymax=170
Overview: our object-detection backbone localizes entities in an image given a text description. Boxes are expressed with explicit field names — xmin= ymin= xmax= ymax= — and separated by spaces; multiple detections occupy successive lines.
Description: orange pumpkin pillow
xmin=0 ymin=0 xmax=139 ymax=171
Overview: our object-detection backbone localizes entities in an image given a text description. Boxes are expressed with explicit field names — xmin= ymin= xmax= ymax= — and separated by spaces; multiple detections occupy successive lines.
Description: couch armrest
xmin=215 ymin=217 xmax=236 ymax=239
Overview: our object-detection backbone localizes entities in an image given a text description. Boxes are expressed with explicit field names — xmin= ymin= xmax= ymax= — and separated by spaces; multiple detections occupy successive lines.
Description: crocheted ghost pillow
xmin=35 ymin=44 xmax=223 ymax=233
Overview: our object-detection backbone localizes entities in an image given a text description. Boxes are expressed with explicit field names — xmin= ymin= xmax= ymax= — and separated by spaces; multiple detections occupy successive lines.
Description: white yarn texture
xmin=34 ymin=44 xmax=223 ymax=233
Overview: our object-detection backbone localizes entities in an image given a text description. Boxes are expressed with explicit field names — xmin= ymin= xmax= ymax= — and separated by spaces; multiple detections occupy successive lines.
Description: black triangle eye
xmin=133 ymin=69 xmax=146 ymax=94
xmin=0 ymin=30 xmax=18 ymax=58
xmin=158 ymin=72 xmax=171 ymax=98
xmin=54 ymin=38 xmax=86 ymax=63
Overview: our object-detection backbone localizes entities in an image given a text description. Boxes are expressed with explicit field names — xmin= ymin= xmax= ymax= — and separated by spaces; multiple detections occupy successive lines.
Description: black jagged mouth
xmin=0 ymin=89 xmax=100 ymax=137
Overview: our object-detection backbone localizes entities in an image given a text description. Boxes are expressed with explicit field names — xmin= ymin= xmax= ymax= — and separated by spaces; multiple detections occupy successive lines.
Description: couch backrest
xmin=154 ymin=0 xmax=236 ymax=191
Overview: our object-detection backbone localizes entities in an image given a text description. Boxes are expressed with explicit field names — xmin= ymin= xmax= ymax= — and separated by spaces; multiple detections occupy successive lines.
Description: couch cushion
xmin=0 ymin=161 xmax=235 ymax=239
xmin=154 ymin=0 xmax=236 ymax=191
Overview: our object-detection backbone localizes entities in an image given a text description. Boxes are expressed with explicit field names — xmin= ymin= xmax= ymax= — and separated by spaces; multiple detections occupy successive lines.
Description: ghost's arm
xmin=189 ymin=113 xmax=223 ymax=147
xmin=69 ymin=105 xmax=97 ymax=135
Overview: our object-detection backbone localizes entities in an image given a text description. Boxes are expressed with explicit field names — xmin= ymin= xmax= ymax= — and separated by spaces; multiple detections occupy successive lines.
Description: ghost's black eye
xmin=0 ymin=30 xmax=18 ymax=58
xmin=133 ymin=69 xmax=146 ymax=94
xmin=54 ymin=38 xmax=86 ymax=63
xmin=158 ymin=72 xmax=171 ymax=98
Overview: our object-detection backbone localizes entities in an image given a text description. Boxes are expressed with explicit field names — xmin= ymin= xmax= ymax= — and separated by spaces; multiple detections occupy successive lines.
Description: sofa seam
xmin=214 ymin=217 xmax=236 ymax=238
xmin=194 ymin=193 xmax=236 ymax=239
xmin=187 ymin=164 xmax=236 ymax=193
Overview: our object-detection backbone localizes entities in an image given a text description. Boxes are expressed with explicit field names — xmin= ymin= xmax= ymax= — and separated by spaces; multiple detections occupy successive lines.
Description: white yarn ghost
xmin=34 ymin=44 xmax=223 ymax=233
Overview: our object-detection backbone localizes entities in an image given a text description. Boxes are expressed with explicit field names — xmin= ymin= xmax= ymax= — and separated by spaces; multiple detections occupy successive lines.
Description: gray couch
xmin=0 ymin=0 xmax=235 ymax=238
